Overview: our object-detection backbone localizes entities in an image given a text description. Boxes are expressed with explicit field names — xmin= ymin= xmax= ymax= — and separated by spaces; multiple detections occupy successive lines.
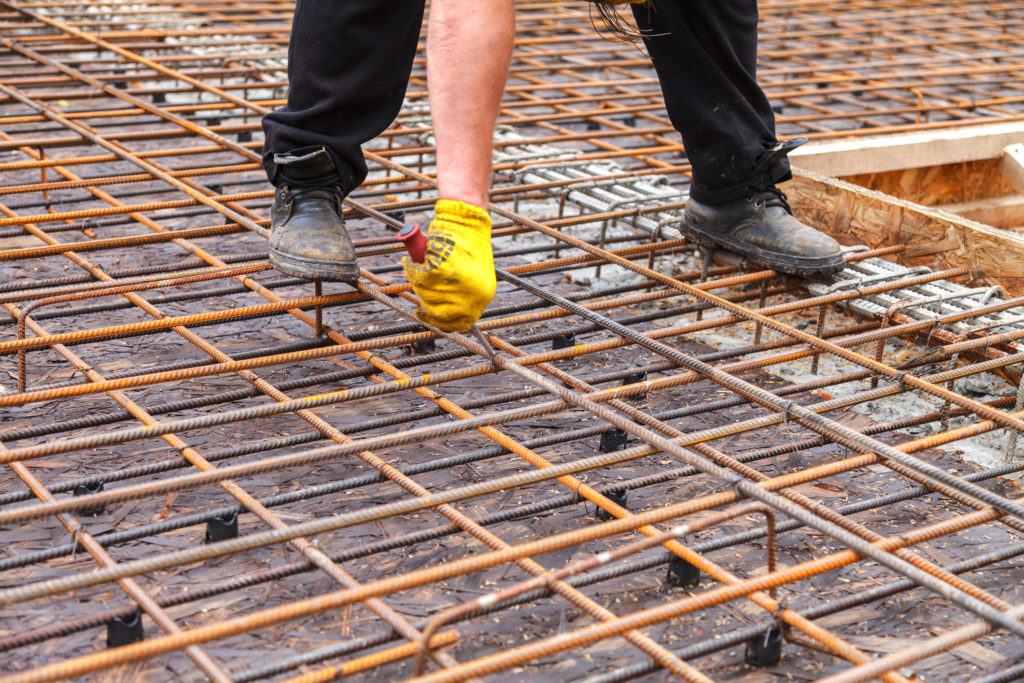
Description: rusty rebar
xmin=4 ymin=2 xmax=1024 ymax=681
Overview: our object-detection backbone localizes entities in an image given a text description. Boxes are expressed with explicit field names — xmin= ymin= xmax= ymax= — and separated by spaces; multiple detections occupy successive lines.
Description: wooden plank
xmin=786 ymin=168 xmax=1024 ymax=296
xmin=998 ymin=143 xmax=1024 ymax=195
xmin=789 ymin=121 xmax=1024 ymax=177
xmin=844 ymin=159 xmax=1016 ymax=206
xmin=936 ymin=194 xmax=1024 ymax=229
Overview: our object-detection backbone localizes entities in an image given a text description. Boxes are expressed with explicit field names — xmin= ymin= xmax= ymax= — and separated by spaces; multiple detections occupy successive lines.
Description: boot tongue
xmin=758 ymin=187 xmax=793 ymax=215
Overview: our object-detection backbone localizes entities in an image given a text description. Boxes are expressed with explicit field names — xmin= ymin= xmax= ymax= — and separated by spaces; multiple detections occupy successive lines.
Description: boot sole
xmin=269 ymin=248 xmax=360 ymax=283
xmin=680 ymin=214 xmax=846 ymax=278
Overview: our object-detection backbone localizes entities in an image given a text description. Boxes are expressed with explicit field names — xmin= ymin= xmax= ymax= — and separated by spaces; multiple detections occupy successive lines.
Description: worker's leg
xmin=632 ymin=0 xmax=780 ymax=203
xmin=403 ymin=0 xmax=514 ymax=331
xmin=428 ymin=0 xmax=515 ymax=208
xmin=262 ymin=0 xmax=425 ymax=191
xmin=633 ymin=0 xmax=843 ymax=276
xmin=626 ymin=0 xmax=778 ymax=201
xmin=261 ymin=0 xmax=425 ymax=282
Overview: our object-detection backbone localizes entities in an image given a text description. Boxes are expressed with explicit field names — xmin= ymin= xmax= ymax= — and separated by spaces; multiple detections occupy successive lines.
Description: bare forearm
xmin=427 ymin=0 xmax=514 ymax=208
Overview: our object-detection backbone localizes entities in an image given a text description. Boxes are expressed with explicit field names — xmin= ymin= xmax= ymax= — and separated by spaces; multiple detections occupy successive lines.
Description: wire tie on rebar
xmin=762 ymin=616 xmax=779 ymax=646
xmin=744 ymin=610 xmax=785 ymax=667
xmin=723 ymin=473 xmax=745 ymax=497
xmin=893 ymin=371 xmax=909 ymax=391
xmin=69 ymin=529 xmax=83 ymax=561
xmin=574 ymin=480 xmax=589 ymax=516
xmin=778 ymin=400 xmax=794 ymax=427
xmin=939 ymin=398 xmax=951 ymax=424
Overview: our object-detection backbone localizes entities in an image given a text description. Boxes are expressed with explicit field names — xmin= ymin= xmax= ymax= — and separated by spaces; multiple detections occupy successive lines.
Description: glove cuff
xmin=435 ymin=199 xmax=492 ymax=231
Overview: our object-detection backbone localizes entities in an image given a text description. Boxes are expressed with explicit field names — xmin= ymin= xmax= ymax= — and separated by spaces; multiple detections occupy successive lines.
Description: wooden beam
xmin=786 ymin=168 xmax=1024 ymax=296
xmin=998 ymin=143 xmax=1024 ymax=195
xmin=789 ymin=121 xmax=1024 ymax=177
xmin=936 ymin=194 xmax=1024 ymax=229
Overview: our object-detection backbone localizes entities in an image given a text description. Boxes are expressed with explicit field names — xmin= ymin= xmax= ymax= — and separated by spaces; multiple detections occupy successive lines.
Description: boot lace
xmin=753 ymin=186 xmax=793 ymax=215
xmin=284 ymin=184 xmax=343 ymax=209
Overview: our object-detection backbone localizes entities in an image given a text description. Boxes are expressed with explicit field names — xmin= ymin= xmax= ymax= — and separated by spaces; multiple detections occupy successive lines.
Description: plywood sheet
xmin=788 ymin=168 xmax=1024 ymax=296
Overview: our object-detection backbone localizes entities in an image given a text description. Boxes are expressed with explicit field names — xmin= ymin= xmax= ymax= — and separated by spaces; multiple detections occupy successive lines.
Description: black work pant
xmin=261 ymin=0 xmax=788 ymax=205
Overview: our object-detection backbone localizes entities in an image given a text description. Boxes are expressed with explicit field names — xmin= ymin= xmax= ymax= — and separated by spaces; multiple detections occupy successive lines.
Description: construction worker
xmin=261 ymin=0 xmax=843 ymax=333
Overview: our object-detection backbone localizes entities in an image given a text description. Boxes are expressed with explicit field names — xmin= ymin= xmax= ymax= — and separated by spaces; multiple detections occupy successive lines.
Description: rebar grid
xmin=3 ymin=2 xmax=1024 ymax=682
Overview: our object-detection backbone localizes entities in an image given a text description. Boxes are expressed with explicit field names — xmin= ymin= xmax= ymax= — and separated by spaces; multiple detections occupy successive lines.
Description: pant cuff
xmin=688 ymin=159 xmax=792 ymax=205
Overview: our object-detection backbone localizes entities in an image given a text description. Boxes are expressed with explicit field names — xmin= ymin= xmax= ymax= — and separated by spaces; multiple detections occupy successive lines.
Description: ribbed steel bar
xmin=1 ymin=28 xmax=473 ymax=682
xmin=5 ymin=395 xmax=1017 ymax=656
xmin=0 ymin=48 xmax=716 ymax=682
xmin=354 ymin=281 xmax=1024 ymax=637
xmin=0 ymin=237 xmax=466 ymax=679
xmin=5 ymin=1 xmax=1024 ymax=680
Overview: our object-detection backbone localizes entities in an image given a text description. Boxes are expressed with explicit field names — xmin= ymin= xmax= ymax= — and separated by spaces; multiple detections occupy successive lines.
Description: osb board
xmin=842 ymin=158 xmax=1017 ymax=206
xmin=787 ymin=168 xmax=1024 ymax=297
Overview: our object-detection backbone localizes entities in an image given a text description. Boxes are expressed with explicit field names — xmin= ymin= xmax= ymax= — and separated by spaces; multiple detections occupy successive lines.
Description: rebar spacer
xmin=744 ymin=622 xmax=784 ymax=667
xmin=622 ymin=370 xmax=648 ymax=401
xmin=596 ymin=488 xmax=628 ymax=521
xmin=73 ymin=480 xmax=105 ymax=517
xmin=411 ymin=338 xmax=437 ymax=354
xmin=599 ymin=427 xmax=629 ymax=453
xmin=384 ymin=208 xmax=406 ymax=225
xmin=551 ymin=333 xmax=576 ymax=350
xmin=666 ymin=555 xmax=701 ymax=589
xmin=205 ymin=509 xmax=239 ymax=543
xmin=106 ymin=612 xmax=144 ymax=648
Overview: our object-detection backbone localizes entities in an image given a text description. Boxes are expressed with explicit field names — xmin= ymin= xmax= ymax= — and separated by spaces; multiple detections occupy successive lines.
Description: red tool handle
xmin=397 ymin=222 xmax=427 ymax=264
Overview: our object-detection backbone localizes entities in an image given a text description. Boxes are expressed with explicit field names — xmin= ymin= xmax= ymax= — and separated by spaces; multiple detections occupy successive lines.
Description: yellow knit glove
xmin=402 ymin=200 xmax=496 ymax=332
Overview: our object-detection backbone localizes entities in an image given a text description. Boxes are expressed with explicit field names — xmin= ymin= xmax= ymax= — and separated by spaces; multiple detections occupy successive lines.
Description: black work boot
xmin=269 ymin=147 xmax=359 ymax=282
xmin=681 ymin=139 xmax=845 ymax=278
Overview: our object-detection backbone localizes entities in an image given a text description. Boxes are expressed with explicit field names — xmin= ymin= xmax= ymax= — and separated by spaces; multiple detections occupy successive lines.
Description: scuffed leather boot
xmin=269 ymin=147 xmax=359 ymax=282
xmin=682 ymin=189 xmax=844 ymax=277
xmin=681 ymin=138 xmax=845 ymax=278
